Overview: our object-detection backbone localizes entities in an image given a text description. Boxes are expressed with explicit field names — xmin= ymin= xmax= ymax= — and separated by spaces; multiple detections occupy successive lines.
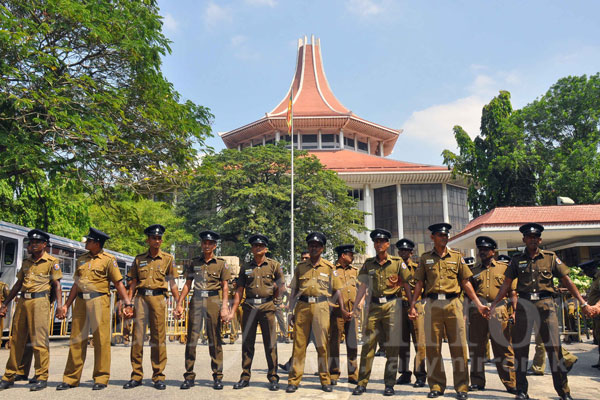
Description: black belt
xmin=137 ymin=288 xmax=167 ymax=296
xmin=298 ymin=295 xmax=328 ymax=304
xmin=20 ymin=291 xmax=48 ymax=299
xmin=518 ymin=291 xmax=554 ymax=301
xmin=195 ymin=289 xmax=220 ymax=298
xmin=370 ymin=294 xmax=398 ymax=304
xmin=427 ymin=292 xmax=459 ymax=300
xmin=77 ymin=291 xmax=107 ymax=300
xmin=244 ymin=296 xmax=273 ymax=305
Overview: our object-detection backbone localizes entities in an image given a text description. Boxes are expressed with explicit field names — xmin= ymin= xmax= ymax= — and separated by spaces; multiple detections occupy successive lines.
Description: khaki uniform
xmin=127 ymin=250 xmax=176 ymax=382
xmin=398 ymin=259 xmax=427 ymax=382
xmin=0 ymin=279 xmax=33 ymax=379
xmin=183 ymin=256 xmax=230 ymax=381
xmin=328 ymin=263 xmax=359 ymax=382
xmin=225 ymin=279 xmax=240 ymax=343
xmin=468 ymin=259 xmax=516 ymax=389
xmin=237 ymin=258 xmax=284 ymax=383
xmin=288 ymin=258 xmax=339 ymax=386
xmin=2 ymin=252 xmax=61 ymax=383
xmin=357 ymin=255 xmax=411 ymax=387
xmin=530 ymin=331 xmax=577 ymax=373
xmin=0 ymin=282 xmax=8 ymax=339
xmin=63 ymin=251 xmax=122 ymax=386
xmin=414 ymin=247 xmax=472 ymax=394
xmin=506 ymin=250 xmax=570 ymax=397
xmin=588 ymin=275 xmax=600 ymax=362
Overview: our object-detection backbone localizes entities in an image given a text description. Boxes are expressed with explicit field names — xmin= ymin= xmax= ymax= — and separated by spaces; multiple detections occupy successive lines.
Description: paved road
xmin=0 ymin=338 xmax=598 ymax=399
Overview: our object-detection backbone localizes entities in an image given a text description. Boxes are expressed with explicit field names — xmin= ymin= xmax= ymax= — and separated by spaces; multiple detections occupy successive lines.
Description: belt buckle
xmin=438 ymin=293 xmax=446 ymax=300
xmin=308 ymin=296 xmax=316 ymax=303
xmin=530 ymin=293 xmax=540 ymax=300
xmin=82 ymin=293 xmax=91 ymax=300
xmin=24 ymin=293 xmax=32 ymax=299
xmin=144 ymin=289 xmax=153 ymax=296
xmin=201 ymin=291 xmax=209 ymax=298
xmin=379 ymin=297 xmax=387 ymax=304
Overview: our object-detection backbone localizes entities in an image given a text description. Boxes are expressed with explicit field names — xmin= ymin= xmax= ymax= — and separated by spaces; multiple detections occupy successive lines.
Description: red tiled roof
xmin=310 ymin=150 xmax=448 ymax=173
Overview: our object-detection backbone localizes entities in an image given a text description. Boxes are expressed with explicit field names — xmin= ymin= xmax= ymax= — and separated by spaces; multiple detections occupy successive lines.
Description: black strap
xmin=20 ymin=291 xmax=49 ymax=299
xmin=298 ymin=295 xmax=328 ymax=303
xmin=370 ymin=294 xmax=398 ymax=304
xmin=137 ymin=288 xmax=167 ymax=296
xmin=77 ymin=291 xmax=108 ymax=299
xmin=427 ymin=292 xmax=459 ymax=300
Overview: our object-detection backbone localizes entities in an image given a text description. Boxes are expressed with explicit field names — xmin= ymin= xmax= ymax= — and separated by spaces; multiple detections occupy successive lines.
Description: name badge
xmin=447 ymin=261 xmax=457 ymax=264
xmin=319 ymin=272 xmax=328 ymax=277
xmin=139 ymin=261 xmax=147 ymax=267
xmin=518 ymin=261 xmax=527 ymax=269
xmin=245 ymin=269 xmax=252 ymax=275
xmin=368 ymin=270 xmax=375 ymax=275
xmin=426 ymin=259 xmax=434 ymax=265
xmin=193 ymin=266 xmax=202 ymax=272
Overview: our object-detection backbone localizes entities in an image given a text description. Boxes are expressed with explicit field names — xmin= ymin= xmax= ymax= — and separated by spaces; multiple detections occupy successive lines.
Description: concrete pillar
xmin=354 ymin=134 xmax=358 ymax=151
xmin=442 ymin=183 xmax=449 ymax=223
xmin=237 ymin=144 xmax=241 ymax=151
xmin=367 ymin=137 xmax=371 ymax=154
xmin=297 ymin=132 xmax=302 ymax=149
xmin=396 ymin=184 xmax=404 ymax=239
xmin=339 ymin=130 xmax=345 ymax=149
xmin=318 ymin=129 xmax=322 ymax=149
xmin=275 ymin=131 xmax=280 ymax=142
xmin=364 ymin=184 xmax=375 ymax=256
xmin=262 ymin=136 xmax=266 ymax=146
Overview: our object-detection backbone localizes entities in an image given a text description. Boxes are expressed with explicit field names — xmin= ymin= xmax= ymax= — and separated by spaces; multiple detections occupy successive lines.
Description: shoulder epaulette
xmin=541 ymin=250 xmax=556 ymax=256
xmin=321 ymin=259 xmax=334 ymax=268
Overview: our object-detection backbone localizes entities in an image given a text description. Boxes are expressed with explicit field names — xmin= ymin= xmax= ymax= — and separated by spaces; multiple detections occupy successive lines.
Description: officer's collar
xmin=523 ymin=248 xmax=542 ymax=260
xmin=375 ymin=252 xmax=391 ymax=265
xmin=249 ymin=257 xmax=268 ymax=267
xmin=432 ymin=246 xmax=450 ymax=258
xmin=29 ymin=251 xmax=50 ymax=264
xmin=146 ymin=249 xmax=163 ymax=259
xmin=335 ymin=262 xmax=351 ymax=269
xmin=199 ymin=255 xmax=217 ymax=263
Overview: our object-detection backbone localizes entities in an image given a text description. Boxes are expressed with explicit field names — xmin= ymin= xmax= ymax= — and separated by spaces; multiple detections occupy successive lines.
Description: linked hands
xmin=55 ymin=305 xmax=67 ymax=320
xmin=0 ymin=304 xmax=7 ymax=318
xmin=174 ymin=304 xmax=184 ymax=320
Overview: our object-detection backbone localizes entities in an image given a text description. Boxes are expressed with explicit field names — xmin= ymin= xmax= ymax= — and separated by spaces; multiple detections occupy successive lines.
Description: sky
xmin=156 ymin=0 xmax=600 ymax=166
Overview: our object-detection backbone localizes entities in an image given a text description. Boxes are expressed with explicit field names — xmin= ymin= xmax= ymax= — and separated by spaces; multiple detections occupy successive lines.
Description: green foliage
xmin=569 ymin=266 xmax=593 ymax=293
xmin=177 ymin=143 xmax=367 ymax=271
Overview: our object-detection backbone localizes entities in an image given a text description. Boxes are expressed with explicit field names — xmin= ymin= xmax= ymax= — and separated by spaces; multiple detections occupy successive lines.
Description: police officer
xmin=57 ymin=228 xmax=133 ymax=391
xmin=275 ymin=288 xmax=289 ymax=343
xmin=123 ymin=224 xmax=180 ymax=390
xmin=352 ymin=229 xmax=413 ymax=396
xmin=176 ymin=230 xmax=230 ymax=390
xmin=328 ymin=244 xmax=359 ymax=385
xmin=228 ymin=234 xmax=284 ymax=391
xmin=286 ymin=232 xmax=347 ymax=393
xmin=490 ymin=223 xmax=591 ymax=400
xmin=395 ymin=238 xmax=427 ymax=388
xmin=579 ymin=260 xmax=600 ymax=367
xmin=408 ymin=223 xmax=488 ymax=400
xmin=0 ymin=229 xmax=63 ymax=391
xmin=467 ymin=236 xmax=517 ymax=394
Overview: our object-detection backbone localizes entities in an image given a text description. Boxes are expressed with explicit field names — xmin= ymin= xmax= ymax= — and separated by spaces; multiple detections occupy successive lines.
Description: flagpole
xmin=289 ymin=88 xmax=295 ymax=275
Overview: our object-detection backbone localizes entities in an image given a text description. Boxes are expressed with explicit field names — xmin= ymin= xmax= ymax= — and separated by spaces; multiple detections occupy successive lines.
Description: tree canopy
xmin=177 ymin=143 xmax=367 ymax=271
xmin=444 ymin=74 xmax=600 ymax=217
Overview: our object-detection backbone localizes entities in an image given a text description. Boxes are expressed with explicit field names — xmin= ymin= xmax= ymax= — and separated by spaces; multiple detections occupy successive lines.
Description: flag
xmin=286 ymin=91 xmax=293 ymax=134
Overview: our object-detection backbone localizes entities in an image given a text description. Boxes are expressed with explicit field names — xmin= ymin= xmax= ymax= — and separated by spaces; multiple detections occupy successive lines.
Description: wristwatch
xmin=582 ymin=302 xmax=589 ymax=308
xmin=125 ymin=303 xmax=133 ymax=307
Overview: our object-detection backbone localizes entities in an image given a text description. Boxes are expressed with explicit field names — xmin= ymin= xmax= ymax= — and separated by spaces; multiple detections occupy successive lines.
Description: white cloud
xmin=231 ymin=35 xmax=247 ymax=47
xmin=162 ymin=13 xmax=178 ymax=33
xmin=346 ymin=0 xmax=384 ymax=17
xmin=230 ymin=34 xmax=260 ymax=61
xmin=204 ymin=2 xmax=233 ymax=28
xmin=244 ymin=0 xmax=277 ymax=6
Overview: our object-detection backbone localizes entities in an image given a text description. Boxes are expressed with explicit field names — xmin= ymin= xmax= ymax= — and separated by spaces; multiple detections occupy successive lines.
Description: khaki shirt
xmin=358 ymin=254 xmax=411 ymax=298
xmin=237 ymin=257 xmax=284 ymax=299
xmin=331 ymin=263 xmax=359 ymax=311
xmin=185 ymin=256 xmax=230 ymax=292
xmin=18 ymin=252 xmax=62 ymax=293
xmin=586 ymin=275 xmax=600 ymax=306
xmin=0 ymin=281 xmax=9 ymax=303
xmin=401 ymin=259 xmax=419 ymax=301
xmin=415 ymin=247 xmax=472 ymax=295
xmin=291 ymin=258 xmax=338 ymax=298
xmin=470 ymin=259 xmax=515 ymax=302
xmin=75 ymin=251 xmax=122 ymax=294
xmin=505 ymin=250 xmax=569 ymax=295
xmin=128 ymin=249 xmax=176 ymax=290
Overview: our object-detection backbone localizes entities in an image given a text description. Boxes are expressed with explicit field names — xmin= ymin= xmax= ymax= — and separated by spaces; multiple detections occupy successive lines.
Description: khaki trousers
xmin=63 ymin=295 xmax=112 ymax=385
xmin=399 ymin=301 xmax=427 ymax=381
xmin=239 ymin=302 xmax=278 ymax=382
xmin=130 ymin=294 xmax=167 ymax=382
xmin=184 ymin=295 xmax=223 ymax=380
xmin=328 ymin=308 xmax=358 ymax=381
xmin=2 ymin=297 xmax=50 ymax=382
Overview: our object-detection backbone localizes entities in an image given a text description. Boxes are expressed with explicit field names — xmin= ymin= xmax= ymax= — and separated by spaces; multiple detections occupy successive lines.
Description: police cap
xmin=85 ymin=227 xmax=110 ymax=245
xmin=464 ymin=256 xmax=475 ymax=267
xmin=144 ymin=224 xmax=165 ymax=237
xmin=199 ymin=230 xmax=220 ymax=241
xmin=306 ymin=231 xmax=326 ymax=246
xmin=395 ymin=238 xmax=415 ymax=251
xmin=497 ymin=254 xmax=511 ymax=263
xmin=475 ymin=236 xmax=497 ymax=249
xmin=370 ymin=228 xmax=391 ymax=241
xmin=428 ymin=223 xmax=452 ymax=234
xmin=334 ymin=244 xmax=355 ymax=257
xmin=519 ymin=223 xmax=544 ymax=237
xmin=248 ymin=234 xmax=269 ymax=246
xmin=27 ymin=229 xmax=50 ymax=243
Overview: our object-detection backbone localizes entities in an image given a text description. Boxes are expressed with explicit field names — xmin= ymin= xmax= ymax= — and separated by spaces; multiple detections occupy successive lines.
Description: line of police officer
xmin=1 ymin=223 xmax=598 ymax=400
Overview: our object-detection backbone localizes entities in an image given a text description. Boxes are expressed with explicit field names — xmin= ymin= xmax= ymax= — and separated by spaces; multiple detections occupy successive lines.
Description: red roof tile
xmin=310 ymin=150 xmax=448 ymax=173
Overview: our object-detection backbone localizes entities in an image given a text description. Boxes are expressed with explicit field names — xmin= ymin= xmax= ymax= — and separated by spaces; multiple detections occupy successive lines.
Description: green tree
xmin=443 ymin=91 xmax=537 ymax=217
xmin=177 ymin=143 xmax=367 ymax=271
xmin=0 ymin=0 xmax=213 ymax=231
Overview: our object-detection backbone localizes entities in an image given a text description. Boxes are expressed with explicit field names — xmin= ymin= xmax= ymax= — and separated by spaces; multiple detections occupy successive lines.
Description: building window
xmin=321 ymin=134 xmax=339 ymax=149
xmin=447 ymin=185 xmax=469 ymax=235
xmin=252 ymin=138 xmax=263 ymax=147
xmin=357 ymin=139 xmax=368 ymax=153
xmin=301 ymin=134 xmax=318 ymax=149
xmin=401 ymin=184 xmax=444 ymax=253
xmin=348 ymin=189 xmax=364 ymax=201
xmin=374 ymin=185 xmax=398 ymax=240
xmin=280 ymin=135 xmax=299 ymax=149
xmin=344 ymin=136 xmax=355 ymax=148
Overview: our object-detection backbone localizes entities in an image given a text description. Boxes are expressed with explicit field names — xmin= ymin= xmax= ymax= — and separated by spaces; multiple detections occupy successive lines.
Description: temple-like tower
xmin=220 ymin=36 xmax=469 ymax=255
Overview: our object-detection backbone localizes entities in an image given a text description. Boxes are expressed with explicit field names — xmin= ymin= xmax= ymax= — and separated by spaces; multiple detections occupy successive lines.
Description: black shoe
xmin=123 ymin=379 xmax=142 ymax=389
xmin=0 ymin=380 xmax=14 ymax=390
xmin=566 ymin=358 xmax=578 ymax=373
xmin=526 ymin=368 xmax=543 ymax=376
xmin=29 ymin=376 xmax=39 ymax=384
xmin=507 ymin=387 xmax=518 ymax=395
xmin=180 ymin=379 xmax=194 ymax=389
xmin=469 ymin=384 xmax=484 ymax=391
xmin=414 ymin=380 xmax=426 ymax=388
xmin=92 ymin=383 xmax=107 ymax=390
xmin=560 ymin=395 xmax=573 ymax=400
xmin=352 ymin=385 xmax=366 ymax=395
xmin=384 ymin=386 xmax=395 ymax=396
xmin=154 ymin=381 xmax=166 ymax=390
xmin=279 ymin=363 xmax=290 ymax=372
xmin=515 ymin=391 xmax=529 ymax=400
xmin=330 ymin=379 xmax=337 ymax=386
xmin=457 ymin=392 xmax=468 ymax=400
xmin=30 ymin=381 xmax=47 ymax=392
xmin=322 ymin=384 xmax=332 ymax=392
xmin=268 ymin=381 xmax=279 ymax=391
xmin=428 ymin=391 xmax=443 ymax=398
xmin=14 ymin=374 xmax=28 ymax=382
xmin=348 ymin=378 xmax=359 ymax=385
xmin=286 ymin=384 xmax=298 ymax=393
xmin=213 ymin=379 xmax=223 ymax=390
xmin=233 ymin=380 xmax=249 ymax=389
xmin=56 ymin=382 xmax=75 ymax=391
xmin=396 ymin=372 xmax=411 ymax=385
